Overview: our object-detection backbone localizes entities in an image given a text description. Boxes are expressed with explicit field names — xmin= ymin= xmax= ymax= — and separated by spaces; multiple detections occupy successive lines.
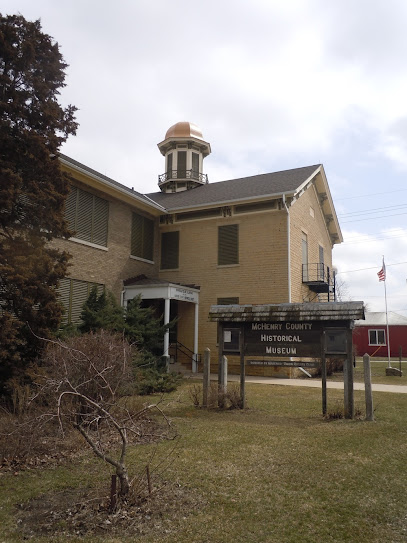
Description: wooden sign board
xmin=223 ymin=322 xmax=349 ymax=357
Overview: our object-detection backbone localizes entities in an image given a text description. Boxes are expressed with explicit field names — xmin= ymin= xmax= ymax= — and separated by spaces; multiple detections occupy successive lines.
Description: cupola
xmin=157 ymin=122 xmax=211 ymax=193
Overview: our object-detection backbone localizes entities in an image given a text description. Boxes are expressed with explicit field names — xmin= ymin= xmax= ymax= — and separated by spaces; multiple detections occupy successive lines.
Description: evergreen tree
xmin=80 ymin=289 xmax=167 ymax=365
xmin=79 ymin=288 xmax=125 ymax=334
xmin=0 ymin=14 xmax=77 ymax=391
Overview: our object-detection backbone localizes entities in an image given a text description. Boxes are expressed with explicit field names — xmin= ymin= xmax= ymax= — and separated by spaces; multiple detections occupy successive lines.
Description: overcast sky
xmin=3 ymin=0 xmax=407 ymax=315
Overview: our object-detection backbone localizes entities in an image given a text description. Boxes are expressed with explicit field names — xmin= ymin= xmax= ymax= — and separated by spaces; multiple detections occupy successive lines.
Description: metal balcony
xmin=302 ymin=263 xmax=332 ymax=294
xmin=158 ymin=169 xmax=209 ymax=185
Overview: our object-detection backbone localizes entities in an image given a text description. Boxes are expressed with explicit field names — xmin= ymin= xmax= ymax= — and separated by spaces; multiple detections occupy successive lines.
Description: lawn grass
xmin=328 ymin=358 xmax=407 ymax=385
xmin=1 ymin=381 xmax=407 ymax=542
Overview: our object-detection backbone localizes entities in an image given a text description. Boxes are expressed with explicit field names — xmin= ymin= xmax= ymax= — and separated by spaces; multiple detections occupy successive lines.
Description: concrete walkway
xmin=185 ymin=372 xmax=407 ymax=394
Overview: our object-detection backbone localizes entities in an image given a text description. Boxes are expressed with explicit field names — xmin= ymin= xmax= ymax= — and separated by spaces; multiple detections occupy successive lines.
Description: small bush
xmin=134 ymin=368 xmax=182 ymax=396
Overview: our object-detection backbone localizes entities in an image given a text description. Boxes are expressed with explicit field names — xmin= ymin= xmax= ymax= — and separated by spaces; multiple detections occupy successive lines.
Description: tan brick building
xmin=56 ymin=122 xmax=342 ymax=375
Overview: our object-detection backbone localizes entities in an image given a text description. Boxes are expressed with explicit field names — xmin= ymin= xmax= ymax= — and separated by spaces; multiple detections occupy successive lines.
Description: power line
xmin=342 ymin=231 xmax=407 ymax=245
xmin=335 ymin=187 xmax=407 ymax=201
xmin=335 ymin=261 xmax=407 ymax=274
xmin=340 ymin=211 xmax=407 ymax=224
xmin=338 ymin=203 xmax=407 ymax=218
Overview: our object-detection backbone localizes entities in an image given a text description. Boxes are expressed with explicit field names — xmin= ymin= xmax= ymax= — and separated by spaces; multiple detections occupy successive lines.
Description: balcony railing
xmin=302 ymin=263 xmax=333 ymax=297
xmin=302 ymin=263 xmax=330 ymax=283
xmin=158 ymin=169 xmax=209 ymax=185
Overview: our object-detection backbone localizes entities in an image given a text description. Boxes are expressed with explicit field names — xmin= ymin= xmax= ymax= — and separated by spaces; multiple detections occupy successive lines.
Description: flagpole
xmin=381 ymin=256 xmax=391 ymax=368
xmin=383 ymin=278 xmax=391 ymax=367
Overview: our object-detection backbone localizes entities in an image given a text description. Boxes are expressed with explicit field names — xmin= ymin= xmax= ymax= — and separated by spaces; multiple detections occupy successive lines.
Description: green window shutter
xmin=143 ymin=217 xmax=154 ymax=261
xmin=218 ymin=224 xmax=239 ymax=266
xmin=76 ymin=189 xmax=93 ymax=243
xmin=92 ymin=196 xmax=109 ymax=246
xmin=65 ymin=187 xmax=78 ymax=232
xmin=161 ymin=231 xmax=179 ymax=269
xmin=65 ymin=186 xmax=109 ymax=247
xmin=57 ymin=278 xmax=105 ymax=325
xmin=70 ymin=279 xmax=89 ymax=323
xmin=131 ymin=213 xmax=154 ymax=260
xmin=131 ymin=213 xmax=143 ymax=257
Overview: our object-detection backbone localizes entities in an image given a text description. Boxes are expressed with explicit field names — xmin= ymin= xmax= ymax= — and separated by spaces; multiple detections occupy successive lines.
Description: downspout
xmin=282 ymin=194 xmax=291 ymax=303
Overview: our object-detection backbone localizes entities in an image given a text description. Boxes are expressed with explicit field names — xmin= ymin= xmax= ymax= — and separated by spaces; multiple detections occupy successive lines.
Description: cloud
xmin=334 ymin=228 xmax=407 ymax=313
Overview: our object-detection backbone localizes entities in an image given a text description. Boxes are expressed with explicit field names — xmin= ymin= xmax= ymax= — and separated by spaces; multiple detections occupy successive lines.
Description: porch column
xmin=193 ymin=302 xmax=199 ymax=373
xmin=163 ymin=297 xmax=170 ymax=358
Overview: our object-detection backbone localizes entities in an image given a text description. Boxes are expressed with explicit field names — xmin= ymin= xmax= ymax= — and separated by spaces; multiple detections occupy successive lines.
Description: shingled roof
xmin=147 ymin=164 xmax=322 ymax=211
xmin=59 ymin=154 xmax=165 ymax=210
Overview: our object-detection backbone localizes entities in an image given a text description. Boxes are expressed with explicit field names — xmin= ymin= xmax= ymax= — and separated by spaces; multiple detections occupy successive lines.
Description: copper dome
xmin=165 ymin=122 xmax=204 ymax=140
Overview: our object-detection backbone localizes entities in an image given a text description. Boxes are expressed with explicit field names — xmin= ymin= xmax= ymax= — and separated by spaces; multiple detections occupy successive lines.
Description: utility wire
xmin=336 ymin=261 xmax=407 ymax=274
xmin=342 ymin=232 xmax=407 ymax=245
xmin=338 ymin=203 xmax=407 ymax=218
xmin=340 ymin=211 xmax=407 ymax=224
xmin=335 ymin=187 xmax=407 ymax=201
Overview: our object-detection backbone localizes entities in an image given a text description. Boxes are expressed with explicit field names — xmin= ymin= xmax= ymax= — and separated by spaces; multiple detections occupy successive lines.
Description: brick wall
xmin=159 ymin=209 xmax=290 ymax=357
xmin=51 ymin=176 xmax=160 ymax=300
xmin=289 ymin=185 xmax=333 ymax=303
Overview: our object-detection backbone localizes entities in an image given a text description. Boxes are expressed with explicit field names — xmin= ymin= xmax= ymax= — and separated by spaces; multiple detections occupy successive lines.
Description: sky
xmin=3 ymin=0 xmax=407 ymax=315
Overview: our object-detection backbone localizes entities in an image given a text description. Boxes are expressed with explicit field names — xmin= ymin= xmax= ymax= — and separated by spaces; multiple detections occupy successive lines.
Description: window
xmin=177 ymin=151 xmax=187 ymax=178
xmin=131 ymin=213 xmax=154 ymax=261
xmin=369 ymin=329 xmax=386 ymax=345
xmin=192 ymin=152 xmax=199 ymax=179
xmin=161 ymin=231 xmax=179 ymax=269
xmin=65 ymin=186 xmax=109 ymax=246
xmin=167 ymin=152 xmax=173 ymax=179
xmin=318 ymin=245 xmax=324 ymax=281
xmin=218 ymin=224 xmax=239 ymax=266
xmin=57 ymin=278 xmax=104 ymax=325
xmin=217 ymin=297 xmax=239 ymax=305
xmin=302 ymin=232 xmax=308 ymax=281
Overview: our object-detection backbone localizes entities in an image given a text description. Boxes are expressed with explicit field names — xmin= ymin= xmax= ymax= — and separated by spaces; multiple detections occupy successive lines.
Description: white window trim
xmin=68 ymin=237 xmax=108 ymax=251
xmin=130 ymin=255 xmax=154 ymax=265
xmin=217 ymin=263 xmax=240 ymax=269
xmin=368 ymin=329 xmax=386 ymax=346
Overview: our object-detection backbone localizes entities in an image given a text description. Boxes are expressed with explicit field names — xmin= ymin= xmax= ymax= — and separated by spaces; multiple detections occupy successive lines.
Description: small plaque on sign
xmin=224 ymin=330 xmax=232 ymax=343
xmin=223 ymin=328 xmax=240 ymax=352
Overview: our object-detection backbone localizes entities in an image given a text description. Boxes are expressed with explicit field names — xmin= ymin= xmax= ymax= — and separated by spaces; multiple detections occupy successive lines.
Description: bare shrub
xmin=27 ymin=330 xmax=177 ymax=500
xmin=190 ymin=382 xmax=243 ymax=410
xmin=189 ymin=384 xmax=202 ymax=407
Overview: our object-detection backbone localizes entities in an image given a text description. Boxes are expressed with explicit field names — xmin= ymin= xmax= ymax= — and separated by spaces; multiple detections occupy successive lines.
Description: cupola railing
xmin=158 ymin=170 xmax=208 ymax=185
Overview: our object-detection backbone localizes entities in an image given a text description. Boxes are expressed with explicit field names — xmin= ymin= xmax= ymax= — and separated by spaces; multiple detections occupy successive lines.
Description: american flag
xmin=377 ymin=260 xmax=386 ymax=282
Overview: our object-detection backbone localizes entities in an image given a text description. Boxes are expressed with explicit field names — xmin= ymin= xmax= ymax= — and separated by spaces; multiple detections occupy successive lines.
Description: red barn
xmin=353 ymin=312 xmax=407 ymax=358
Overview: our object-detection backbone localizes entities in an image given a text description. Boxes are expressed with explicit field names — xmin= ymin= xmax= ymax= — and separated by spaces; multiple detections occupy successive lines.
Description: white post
xmin=192 ymin=302 xmax=199 ymax=373
xmin=163 ymin=297 xmax=170 ymax=358
xmin=384 ymin=279 xmax=391 ymax=368
xmin=363 ymin=353 xmax=374 ymax=421
xmin=203 ymin=348 xmax=211 ymax=408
